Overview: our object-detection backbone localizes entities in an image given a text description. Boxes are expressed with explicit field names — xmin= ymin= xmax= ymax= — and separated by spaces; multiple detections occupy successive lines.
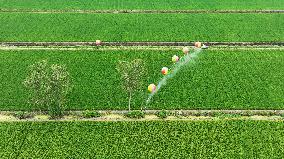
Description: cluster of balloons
xmin=147 ymin=42 xmax=202 ymax=93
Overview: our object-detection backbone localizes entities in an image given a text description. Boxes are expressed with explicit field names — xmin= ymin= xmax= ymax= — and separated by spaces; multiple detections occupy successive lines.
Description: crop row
xmin=1 ymin=49 xmax=284 ymax=110
xmin=0 ymin=120 xmax=283 ymax=158
xmin=0 ymin=13 xmax=283 ymax=42
xmin=0 ymin=0 xmax=283 ymax=11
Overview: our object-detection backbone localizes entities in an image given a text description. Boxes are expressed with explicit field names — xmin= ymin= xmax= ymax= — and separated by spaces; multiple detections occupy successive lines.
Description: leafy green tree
xmin=116 ymin=59 xmax=146 ymax=111
xmin=23 ymin=60 xmax=49 ymax=109
xmin=47 ymin=64 xmax=72 ymax=118
xmin=24 ymin=60 xmax=72 ymax=118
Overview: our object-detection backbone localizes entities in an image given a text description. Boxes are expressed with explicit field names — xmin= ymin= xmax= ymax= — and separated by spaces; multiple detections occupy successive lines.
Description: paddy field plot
xmin=0 ymin=120 xmax=283 ymax=158
xmin=0 ymin=13 xmax=283 ymax=42
xmin=1 ymin=49 xmax=284 ymax=110
xmin=0 ymin=0 xmax=283 ymax=11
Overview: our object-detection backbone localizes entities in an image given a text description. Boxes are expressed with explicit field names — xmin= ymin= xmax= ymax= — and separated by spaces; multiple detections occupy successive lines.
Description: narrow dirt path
xmin=0 ymin=110 xmax=283 ymax=122
xmin=0 ymin=114 xmax=282 ymax=122
xmin=0 ymin=46 xmax=283 ymax=51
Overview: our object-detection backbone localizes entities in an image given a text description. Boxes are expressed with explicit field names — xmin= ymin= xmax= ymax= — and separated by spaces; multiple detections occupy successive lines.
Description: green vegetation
xmin=125 ymin=111 xmax=145 ymax=118
xmin=1 ymin=49 xmax=284 ymax=110
xmin=23 ymin=60 xmax=72 ymax=118
xmin=82 ymin=110 xmax=101 ymax=118
xmin=0 ymin=13 xmax=283 ymax=42
xmin=0 ymin=49 xmax=168 ymax=110
xmin=0 ymin=120 xmax=283 ymax=158
xmin=13 ymin=111 xmax=34 ymax=119
xmin=150 ymin=49 xmax=284 ymax=110
xmin=0 ymin=0 xmax=283 ymax=10
xmin=116 ymin=59 xmax=147 ymax=110
xmin=156 ymin=110 xmax=169 ymax=119
xmin=0 ymin=0 xmax=282 ymax=157
xmin=210 ymin=112 xmax=242 ymax=118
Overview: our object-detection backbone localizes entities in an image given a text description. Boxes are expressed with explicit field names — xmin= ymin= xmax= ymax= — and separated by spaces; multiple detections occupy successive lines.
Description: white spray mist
xmin=146 ymin=48 xmax=202 ymax=105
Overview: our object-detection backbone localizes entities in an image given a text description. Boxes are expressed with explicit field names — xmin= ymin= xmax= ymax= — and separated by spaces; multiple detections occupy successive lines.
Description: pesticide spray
xmin=146 ymin=47 xmax=203 ymax=105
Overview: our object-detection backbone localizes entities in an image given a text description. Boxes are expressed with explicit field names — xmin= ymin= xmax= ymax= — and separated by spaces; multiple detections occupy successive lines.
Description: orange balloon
xmin=195 ymin=42 xmax=202 ymax=48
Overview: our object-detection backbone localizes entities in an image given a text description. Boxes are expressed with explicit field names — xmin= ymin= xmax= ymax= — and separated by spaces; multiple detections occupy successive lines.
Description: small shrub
xmin=174 ymin=111 xmax=182 ymax=117
xmin=184 ymin=111 xmax=197 ymax=116
xmin=48 ymin=105 xmax=65 ymax=119
xmin=174 ymin=111 xmax=198 ymax=117
xmin=211 ymin=112 xmax=227 ymax=117
xmin=65 ymin=111 xmax=80 ymax=116
xmin=156 ymin=110 xmax=169 ymax=119
xmin=83 ymin=111 xmax=101 ymax=118
xmin=200 ymin=111 xmax=210 ymax=116
xmin=187 ymin=111 xmax=207 ymax=117
xmin=254 ymin=111 xmax=275 ymax=116
xmin=211 ymin=112 xmax=241 ymax=118
xmin=225 ymin=113 xmax=242 ymax=118
xmin=189 ymin=111 xmax=201 ymax=117
xmin=240 ymin=111 xmax=254 ymax=116
xmin=13 ymin=111 xmax=34 ymax=119
xmin=125 ymin=111 xmax=145 ymax=119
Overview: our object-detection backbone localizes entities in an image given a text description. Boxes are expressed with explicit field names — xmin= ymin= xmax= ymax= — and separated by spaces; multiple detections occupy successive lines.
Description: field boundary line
xmin=1 ymin=110 xmax=283 ymax=122
xmin=1 ymin=42 xmax=284 ymax=47
xmin=0 ymin=46 xmax=284 ymax=51
xmin=95 ymin=109 xmax=284 ymax=114
xmin=1 ymin=109 xmax=284 ymax=114
xmin=0 ymin=9 xmax=284 ymax=14
xmin=0 ymin=117 xmax=283 ymax=122
xmin=1 ymin=46 xmax=284 ymax=52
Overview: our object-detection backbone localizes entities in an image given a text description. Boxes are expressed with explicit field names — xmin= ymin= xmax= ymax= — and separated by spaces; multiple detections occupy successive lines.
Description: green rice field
xmin=0 ymin=13 xmax=283 ymax=42
xmin=0 ymin=120 xmax=283 ymax=158
xmin=0 ymin=0 xmax=283 ymax=10
xmin=0 ymin=0 xmax=283 ymax=157
xmin=1 ymin=49 xmax=284 ymax=110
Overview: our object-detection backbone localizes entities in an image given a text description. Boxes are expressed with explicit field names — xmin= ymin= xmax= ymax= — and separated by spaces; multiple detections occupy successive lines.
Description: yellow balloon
xmin=148 ymin=84 xmax=156 ymax=93
xmin=172 ymin=55 xmax=179 ymax=63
